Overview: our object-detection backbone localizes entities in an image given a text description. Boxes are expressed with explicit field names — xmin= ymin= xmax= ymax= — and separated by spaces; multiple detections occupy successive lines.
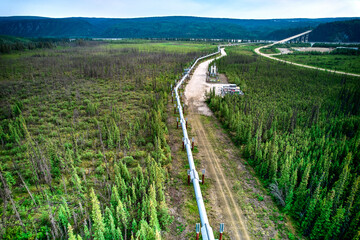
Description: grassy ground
xmin=101 ymin=41 xmax=219 ymax=53
xmin=260 ymin=47 xmax=280 ymax=54
xmin=276 ymin=53 xmax=360 ymax=74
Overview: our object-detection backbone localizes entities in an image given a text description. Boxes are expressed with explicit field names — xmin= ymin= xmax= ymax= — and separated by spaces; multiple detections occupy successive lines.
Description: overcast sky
xmin=2 ymin=0 xmax=360 ymax=19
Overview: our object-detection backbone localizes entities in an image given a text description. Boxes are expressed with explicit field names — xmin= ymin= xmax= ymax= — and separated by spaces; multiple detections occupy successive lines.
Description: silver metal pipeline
xmin=174 ymin=46 xmax=221 ymax=240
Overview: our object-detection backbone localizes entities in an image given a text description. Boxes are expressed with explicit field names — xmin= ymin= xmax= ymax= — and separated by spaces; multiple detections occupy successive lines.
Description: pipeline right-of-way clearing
xmin=173 ymin=44 xmax=251 ymax=240
xmin=173 ymin=46 xmax=222 ymax=240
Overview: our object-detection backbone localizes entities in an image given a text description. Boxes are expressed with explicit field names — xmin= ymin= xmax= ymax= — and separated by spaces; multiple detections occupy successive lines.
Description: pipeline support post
xmin=187 ymin=170 xmax=191 ymax=185
xmin=202 ymin=169 xmax=206 ymax=185
xmin=219 ymin=223 xmax=224 ymax=240
xmin=196 ymin=223 xmax=200 ymax=240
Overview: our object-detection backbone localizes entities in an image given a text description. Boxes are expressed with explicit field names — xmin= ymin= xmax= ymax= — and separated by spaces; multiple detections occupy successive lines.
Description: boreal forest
xmin=207 ymin=46 xmax=360 ymax=239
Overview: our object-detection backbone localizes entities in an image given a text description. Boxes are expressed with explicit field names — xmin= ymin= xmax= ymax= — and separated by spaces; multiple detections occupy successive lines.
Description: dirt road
xmin=184 ymin=49 xmax=232 ymax=116
xmin=185 ymin=50 xmax=250 ymax=239
xmin=192 ymin=114 xmax=250 ymax=239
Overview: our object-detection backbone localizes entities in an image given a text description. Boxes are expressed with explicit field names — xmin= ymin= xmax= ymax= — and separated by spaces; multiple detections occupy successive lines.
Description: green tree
xmin=310 ymin=190 xmax=335 ymax=239
xmin=116 ymin=199 xmax=128 ymax=239
xmin=90 ymin=188 xmax=105 ymax=240
xmin=325 ymin=207 xmax=345 ymax=240
xmin=110 ymin=185 xmax=120 ymax=209
xmin=293 ymin=163 xmax=311 ymax=215
xmin=68 ymin=223 xmax=76 ymax=240
xmin=104 ymin=207 xmax=117 ymax=240
xmin=301 ymin=177 xmax=322 ymax=235
xmin=71 ymin=166 xmax=83 ymax=194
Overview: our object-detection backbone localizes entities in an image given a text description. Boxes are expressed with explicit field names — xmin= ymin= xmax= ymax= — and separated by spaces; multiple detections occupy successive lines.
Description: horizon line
xmin=1 ymin=15 xmax=359 ymax=21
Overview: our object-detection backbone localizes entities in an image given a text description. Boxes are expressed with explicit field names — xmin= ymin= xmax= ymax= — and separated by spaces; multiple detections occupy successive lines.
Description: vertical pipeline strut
xmin=174 ymin=46 xmax=221 ymax=240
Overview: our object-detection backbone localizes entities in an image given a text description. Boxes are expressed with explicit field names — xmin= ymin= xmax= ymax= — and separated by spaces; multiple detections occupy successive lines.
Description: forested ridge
xmin=309 ymin=19 xmax=360 ymax=42
xmin=207 ymin=46 xmax=360 ymax=239
xmin=0 ymin=16 xmax=355 ymax=40
xmin=0 ymin=41 xmax=214 ymax=239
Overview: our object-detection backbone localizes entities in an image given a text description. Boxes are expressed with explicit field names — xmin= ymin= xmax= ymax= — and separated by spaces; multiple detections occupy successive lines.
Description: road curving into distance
xmin=254 ymin=30 xmax=360 ymax=78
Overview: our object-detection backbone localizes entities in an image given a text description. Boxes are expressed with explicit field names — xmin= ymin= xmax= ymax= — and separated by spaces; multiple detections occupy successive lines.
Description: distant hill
xmin=309 ymin=19 xmax=360 ymax=42
xmin=0 ymin=18 xmax=93 ymax=38
xmin=0 ymin=16 xmax=358 ymax=40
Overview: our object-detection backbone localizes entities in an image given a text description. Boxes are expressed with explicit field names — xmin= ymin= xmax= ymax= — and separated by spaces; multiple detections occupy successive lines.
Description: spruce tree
xmin=302 ymin=182 xmax=321 ymax=235
xmin=110 ymin=185 xmax=120 ymax=209
xmin=104 ymin=207 xmax=116 ymax=240
xmin=84 ymin=224 xmax=90 ymax=240
xmin=116 ymin=199 xmax=128 ymax=239
xmin=333 ymin=162 xmax=350 ymax=209
xmin=293 ymin=162 xmax=311 ymax=215
xmin=310 ymin=190 xmax=335 ymax=239
xmin=325 ymin=207 xmax=345 ymax=240
xmin=90 ymin=188 xmax=106 ymax=240
xmin=68 ymin=223 xmax=76 ymax=240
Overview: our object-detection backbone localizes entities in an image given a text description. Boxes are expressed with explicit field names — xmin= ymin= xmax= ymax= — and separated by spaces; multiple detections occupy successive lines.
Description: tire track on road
xmin=191 ymin=111 xmax=250 ymax=240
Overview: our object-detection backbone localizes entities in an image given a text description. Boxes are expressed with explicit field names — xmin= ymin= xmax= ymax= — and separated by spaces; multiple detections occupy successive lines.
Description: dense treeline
xmin=0 ymin=41 xmax=213 ymax=239
xmin=0 ymin=36 xmax=102 ymax=54
xmin=0 ymin=36 xmax=73 ymax=54
xmin=207 ymin=47 xmax=360 ymax=239
xmin=0 ymin=40 xmax=54 ymax=53
xmin=309 ymin=19 xmax=360 ymax=42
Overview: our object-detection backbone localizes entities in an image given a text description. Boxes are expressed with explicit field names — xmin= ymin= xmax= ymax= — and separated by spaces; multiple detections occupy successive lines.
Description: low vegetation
xmin=276 ymin=49 xmax=360 ymax=74
xmin=0 ymin=40 xmax=215 ymax=239
xmin=259 ymin=46 xmax=280 ymax=54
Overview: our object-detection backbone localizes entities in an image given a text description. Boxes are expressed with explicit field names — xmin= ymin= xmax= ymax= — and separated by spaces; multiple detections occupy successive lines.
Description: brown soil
xmin=218 ymin=74 xmax=229 ymax=84
xmin=293 ymin=47 xmax=334 ymax=53
xmin=190 ymin=110 xmax=250 ymax=239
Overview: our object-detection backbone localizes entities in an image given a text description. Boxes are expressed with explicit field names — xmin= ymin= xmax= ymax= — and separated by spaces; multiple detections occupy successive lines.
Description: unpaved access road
xmin=184 ymin=48 xmax=231 ymax=116
xmin=185 ymin=48 xmax=250 ymax=239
